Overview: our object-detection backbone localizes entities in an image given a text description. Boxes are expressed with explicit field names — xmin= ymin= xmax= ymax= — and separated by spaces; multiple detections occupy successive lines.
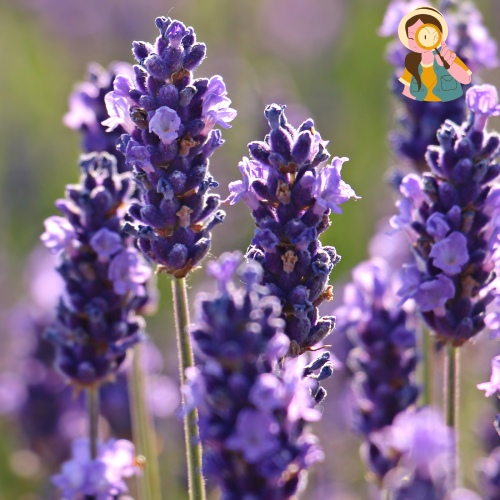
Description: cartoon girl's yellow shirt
xmin=399 ymin=56 xmax=471 ymax=102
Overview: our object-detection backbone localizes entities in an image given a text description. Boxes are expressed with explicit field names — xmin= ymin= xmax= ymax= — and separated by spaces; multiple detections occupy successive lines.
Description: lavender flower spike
xmin=391 ymin=84 xmax=500 ymax=346
xmin=228 ymin=104 xmax=358 ymax=356
xmin=334 ymin=257 xmax=419 ymax=481
xmin=52 ymin=437 xmax=137 ymax=499
xmin=185 ymin=252 xmax=323 ymax=499
xmin=108 ymin=17 xmax=236 ymax=278
xmin=65 ymin=62 xmax=135 ymax=173
xmin=41 ymin=152 xmax=151 ymax=386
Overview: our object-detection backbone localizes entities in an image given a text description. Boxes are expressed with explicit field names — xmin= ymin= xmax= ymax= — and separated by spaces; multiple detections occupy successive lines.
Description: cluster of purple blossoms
xmin=41 ymin=152 xmax=151 ymax=386
xmin=52 ymin=437 xmax=137 ymax=499
xmin=227 ymin=104 xmax=358 ymax=356
xmin=379 ymin=0 xmax=498 ymax=169
xmin=391 ymin=85 xmax=500 ymax=346
xmin=104 ymin=17 xmax=236 ymax=278
xmin=184 ymin=252 xmax=324 ymax=499
xmin=372 ymin=407 xmax=453 ymax=498
xmin=333 ymin=258 xmax=419 ymax=481
xmin=65 ymin=62 xmax=134 ymax=174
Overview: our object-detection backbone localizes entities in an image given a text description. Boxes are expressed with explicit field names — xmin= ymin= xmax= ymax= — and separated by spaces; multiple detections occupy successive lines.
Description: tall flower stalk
xmin=391 ymin=84 xmax=500 ymax=488
xmin=41 ymin=152 xmax=151 ymax=497
xmin=185 ymin=252 xmax=324 ymax=499
xmin=64 ymin=59 xmax=161 ymax=500
xmin=107 ymin=16 xmax=237 ymax=499
xmin=227 ymin=104 xmax=358 ymax=359
xmin=334 ymin=258 xmax=419 ymax=487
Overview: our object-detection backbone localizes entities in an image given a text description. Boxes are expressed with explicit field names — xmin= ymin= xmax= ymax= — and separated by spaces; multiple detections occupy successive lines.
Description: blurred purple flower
xmin=65 ymin=63 xmax=135 ymax=173
xmin=226 ymin=409 xmax=280 ymax=463
xmin=108 ymin=248 xmax=152 ymax=296
xmin=52 ymin=438 xmax=136 ymax=499
xmin=467 ymin=85 xmax=500 ymax=132
xmin=478 ymin=356 xmax=500 ymax=397
xmin=40 ymin=216 xmax=75 ymax=255
xmin=90 ymin=228 xmax=123 ymax=261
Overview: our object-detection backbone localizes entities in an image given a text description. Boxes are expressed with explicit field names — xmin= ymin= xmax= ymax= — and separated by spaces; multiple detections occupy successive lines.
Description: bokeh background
xmin=1 ymin=0 xmax=500 ymax=498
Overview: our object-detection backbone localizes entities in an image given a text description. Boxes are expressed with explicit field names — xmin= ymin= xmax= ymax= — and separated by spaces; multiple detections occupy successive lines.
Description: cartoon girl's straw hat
xmin=397 ymin=6 xmax=448 ymax=49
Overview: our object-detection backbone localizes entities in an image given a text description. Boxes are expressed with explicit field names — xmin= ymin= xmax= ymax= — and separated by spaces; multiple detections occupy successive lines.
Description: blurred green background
xmin=1 ymin=0 xmax=500 ymax=498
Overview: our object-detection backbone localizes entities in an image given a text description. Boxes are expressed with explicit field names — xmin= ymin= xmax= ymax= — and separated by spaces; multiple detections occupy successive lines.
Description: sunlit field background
xmin=1 ymin=0 xmax=500 ymax=498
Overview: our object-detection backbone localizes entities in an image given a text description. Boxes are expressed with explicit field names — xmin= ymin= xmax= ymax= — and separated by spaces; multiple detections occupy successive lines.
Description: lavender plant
xmin=41 ymin=151 xmax=150 ymax=497
xmin=227 ymin=103 xmax=358 ymax=357
xmin=184 ymin=252 xmax=323 ymax=499
xmin=392 ymin=84 xmax=500 ymax=346
xmin=41 ymin=152 xmax=151 ymax=385
xmin=102 ymin=17 xmax=237 ymax=499
xmin=106 ymin=17 xmax=236 ymax=278
xmin=334 ymin=258 xmax=419 ymax=483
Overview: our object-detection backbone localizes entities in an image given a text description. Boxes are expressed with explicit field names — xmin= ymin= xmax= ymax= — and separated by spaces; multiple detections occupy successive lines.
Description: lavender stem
xmin=421 ymin=326 xmax=433 ymax=407
xmin=129 ymin=344 xmax=162 ymax=500
xmin=445 ymin=344 xmax=459 ymax=490
xmin=172 ymin=277 xmax=205 ymax=500
xmin=88 ymin=386 xmax=99 ymax=460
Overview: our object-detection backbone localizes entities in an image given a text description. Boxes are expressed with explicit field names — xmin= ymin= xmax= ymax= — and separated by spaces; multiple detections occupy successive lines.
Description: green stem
xmin=172 ymin=277 xmax=205 ymax=500
xmin=129 ymin=343 xmax=162 ymax=500
xmin=421 ymin=325 xmax=433 ymax=407
xmin=445 ymin=344 xmax=459 ymax=490
xmin=87 ymin=386 xmax=99 ymax=460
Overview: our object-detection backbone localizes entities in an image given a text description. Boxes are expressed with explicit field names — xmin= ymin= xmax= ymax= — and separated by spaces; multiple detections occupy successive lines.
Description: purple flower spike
xmin=52 ymin=438 xmax=136 ymax=499
xmin=392 ymin=89 xmax=500 ymax=345
xmin=109 ymin=18 xmax=236 ymax=278
xmin=334 ymin=257 xmax=419 ymax=482
xmin=186 ymin=254 xmax=323 ymax=498
xmin=229 ymin=104 xmax=357 ymax=356
xmin=41 ymin=216 xmax=75 ymax=255
xmin=41 ymin=153 xmax=151 ymax=386
xmin=477 ymin=356 xmax=500 ymax=397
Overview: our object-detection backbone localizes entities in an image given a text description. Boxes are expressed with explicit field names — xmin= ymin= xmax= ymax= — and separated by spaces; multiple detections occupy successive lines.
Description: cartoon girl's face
xmin=407 ymin=19 xmax=431 ymax=53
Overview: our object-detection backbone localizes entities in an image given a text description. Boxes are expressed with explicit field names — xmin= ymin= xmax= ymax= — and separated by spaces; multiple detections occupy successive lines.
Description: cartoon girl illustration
xmin=398 ymin=6 xmax=472 ymax=102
